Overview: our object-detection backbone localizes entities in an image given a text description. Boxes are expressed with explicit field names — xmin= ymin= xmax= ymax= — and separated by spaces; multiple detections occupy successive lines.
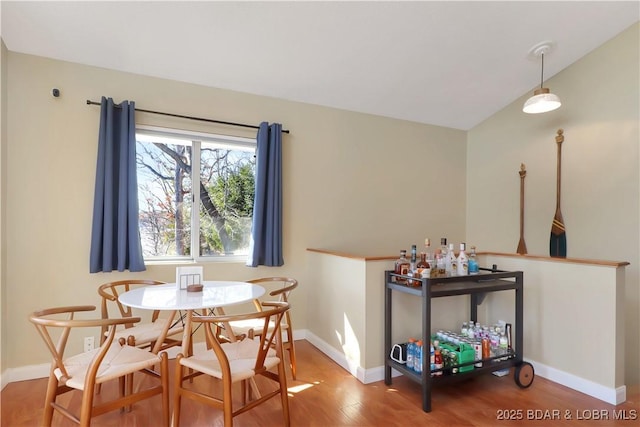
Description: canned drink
xmin=482 ymin=338 xmax=491 ymax=359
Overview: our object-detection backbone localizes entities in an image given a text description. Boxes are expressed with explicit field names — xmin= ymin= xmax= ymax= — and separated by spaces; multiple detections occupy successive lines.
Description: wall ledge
xmin=481 ymin=252 xmax=628 ymax=267
xmin=307 ymin=248 xmax=628 ymax=267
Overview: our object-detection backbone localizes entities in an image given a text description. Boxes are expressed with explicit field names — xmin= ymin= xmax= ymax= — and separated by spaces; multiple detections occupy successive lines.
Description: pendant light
xmin=523 ymin=41 xmax=561 ymax=114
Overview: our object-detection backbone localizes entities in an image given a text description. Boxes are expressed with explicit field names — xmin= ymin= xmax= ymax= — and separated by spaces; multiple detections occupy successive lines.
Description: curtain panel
xmin=247 ymin=122 xmax=284 ymax=267
xmin=89 ymin=97 xmax=145 ymax=273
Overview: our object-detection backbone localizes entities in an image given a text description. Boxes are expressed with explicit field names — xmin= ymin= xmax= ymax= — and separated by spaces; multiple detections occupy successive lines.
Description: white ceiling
xmin=1 ymin=1 xmax=638 ymax=130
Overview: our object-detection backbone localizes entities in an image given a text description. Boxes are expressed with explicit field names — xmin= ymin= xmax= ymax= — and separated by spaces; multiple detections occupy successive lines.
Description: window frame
xmin=136 ymin=124 xmax=256 ymax=264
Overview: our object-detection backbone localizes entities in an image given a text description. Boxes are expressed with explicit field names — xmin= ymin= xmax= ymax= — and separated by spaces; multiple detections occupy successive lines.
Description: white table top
xmin=118 ymin=281 xmax=265 ymax=311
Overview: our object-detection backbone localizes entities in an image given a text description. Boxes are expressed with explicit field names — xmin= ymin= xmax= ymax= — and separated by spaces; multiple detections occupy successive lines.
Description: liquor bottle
xmin=456 ymin=242 xmax=468 ymax=276
xmin=394 ymin=250 xmax=410 ymax=284
xmin=439 ymin=238 xmax=448 ymax=258
xmin=435 ymin=238 xmax=448 ymax=277
xmin=416 ymin=252 xmax=430 ymax=278
xmin=468 ymin=245 xmax=479 ymax=275
xmin=446 ymin=243 xmax=457 ymax=277
xmin=410 ymin=244 xmax=418 ymax=274
xmin=424 ymin=238 xmax=433 ymax=265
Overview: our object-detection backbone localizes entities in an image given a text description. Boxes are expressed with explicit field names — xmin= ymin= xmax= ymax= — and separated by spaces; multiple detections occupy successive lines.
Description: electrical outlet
xmin=83 ymin=336 xmax=95 ymax=352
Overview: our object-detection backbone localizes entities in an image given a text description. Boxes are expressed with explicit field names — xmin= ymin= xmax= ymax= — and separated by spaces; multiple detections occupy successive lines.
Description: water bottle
xmin=406 ymin=338 xmax=416 ymax=369
xmin=414 ymin=340 xmax=423 ymax=373
xmin=430 ymin=341 xmax=435 ymax=373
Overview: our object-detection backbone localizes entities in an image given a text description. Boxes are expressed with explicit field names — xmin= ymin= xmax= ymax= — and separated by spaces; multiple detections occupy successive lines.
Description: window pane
xmin=136 ymin=138 xmax=193 ymax=258
xmin=136 ymin=127 xmax=256 ymax=262
xmin=198 ymin=142 xmax=255 ymax=257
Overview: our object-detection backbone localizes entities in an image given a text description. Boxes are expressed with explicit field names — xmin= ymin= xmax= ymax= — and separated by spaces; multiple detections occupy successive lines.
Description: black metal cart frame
xmin=384 ymin=268 xmax=531 ymax=412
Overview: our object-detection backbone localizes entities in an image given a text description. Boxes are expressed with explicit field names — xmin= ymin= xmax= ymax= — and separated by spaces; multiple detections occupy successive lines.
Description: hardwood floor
xmin=2 ymin=340 xmax=638 ymax=426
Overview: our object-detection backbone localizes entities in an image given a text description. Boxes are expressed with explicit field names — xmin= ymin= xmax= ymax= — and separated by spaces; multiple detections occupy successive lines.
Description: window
xmin=136 ymin=126 xmax=255 ymax=261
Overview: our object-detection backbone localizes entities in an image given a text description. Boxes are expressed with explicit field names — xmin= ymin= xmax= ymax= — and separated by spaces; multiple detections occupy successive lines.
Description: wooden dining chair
xmin=172 ymin=301 xmax=291 ymax=427
xmin=225 ymin=277 xmax=298 ymax=379
xmin=98 ymin=280 xmax=183 ymax=353
xmin=29 ymin=305 xmax=170 ymax=427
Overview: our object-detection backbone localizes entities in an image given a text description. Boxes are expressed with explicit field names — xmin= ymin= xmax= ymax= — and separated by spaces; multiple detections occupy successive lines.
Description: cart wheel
xmin=514 ymin=362 xmax=535 ymax=388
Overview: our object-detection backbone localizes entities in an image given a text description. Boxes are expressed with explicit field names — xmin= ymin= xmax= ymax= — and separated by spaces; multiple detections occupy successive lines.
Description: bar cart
xmin=384 ymin=267 xmax=534 ymax=412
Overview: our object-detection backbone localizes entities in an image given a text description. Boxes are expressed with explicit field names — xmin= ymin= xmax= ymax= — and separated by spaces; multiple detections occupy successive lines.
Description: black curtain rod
xmin=86 ymin=100 xmax=290 ymax=134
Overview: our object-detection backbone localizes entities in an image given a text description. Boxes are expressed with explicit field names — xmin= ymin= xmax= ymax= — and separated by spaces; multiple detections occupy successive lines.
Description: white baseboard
xmin=1 ymin=331 xmax=626 ymax=406
xmin=525 ymin=358 xmax=626 ymax=405
xmin=303 ymin=330 xmax=401 ymax=384
xmin=1 ymin=362 xmax=50 ymax=390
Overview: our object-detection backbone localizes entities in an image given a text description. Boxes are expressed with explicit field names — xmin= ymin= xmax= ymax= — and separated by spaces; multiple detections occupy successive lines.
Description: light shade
xmin=523 ymin=87 xmax=561 ymax=114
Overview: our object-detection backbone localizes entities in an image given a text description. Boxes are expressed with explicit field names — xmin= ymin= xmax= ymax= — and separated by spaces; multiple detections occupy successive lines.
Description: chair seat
xmin=228 ymin=318 xmax=277 ymax=335
xmin=56 ymin=344 xmax=163 ymax=390
xmin=180 ymin=339 xmax=279 ymax=382
xmin=111 ymin=321 xmax=183 ymax=345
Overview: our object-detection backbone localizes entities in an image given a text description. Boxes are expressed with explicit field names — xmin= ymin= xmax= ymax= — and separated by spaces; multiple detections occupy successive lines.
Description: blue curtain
xmin=247 ymin=122 xmax=283 ymax=267
xmin=89 ymin=97 xmax=145 ymax=273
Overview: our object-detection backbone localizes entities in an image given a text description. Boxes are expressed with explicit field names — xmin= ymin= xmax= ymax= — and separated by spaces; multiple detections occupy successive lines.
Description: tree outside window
xmin=136 ymin=127 xmax=255 ymax=260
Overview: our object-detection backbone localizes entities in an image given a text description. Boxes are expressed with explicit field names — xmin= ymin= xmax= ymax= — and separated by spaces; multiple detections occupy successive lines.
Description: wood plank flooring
xmin=2 ymin=340 xmax=638 ymax=426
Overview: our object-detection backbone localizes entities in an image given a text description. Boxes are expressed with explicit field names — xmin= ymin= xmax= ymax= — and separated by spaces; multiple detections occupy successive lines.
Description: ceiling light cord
xmin=540 ymin=53 xmax=545 ymax=89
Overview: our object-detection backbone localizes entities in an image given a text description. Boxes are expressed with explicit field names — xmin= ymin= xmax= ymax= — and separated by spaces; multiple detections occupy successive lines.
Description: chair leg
xmin=79 ymin=378 xmax=97 ymax=427
xmin=287 ymin=338 xmax=297 ymax=380
xmin=126 ymin=372 xmax=134 ymax=412
xmin=118 ymin=376 xmax=126 ymax=413
xmin=223 ymin=378 xmax=234 ymax=427
xmin=171 ymin=355 xmax=184 ymax=427
xmin=277 ymin=360 xmax=291 ymax=427
xmin=42 ymin=373 xmax=59 ymax=426
xmin=159 ymin=352 xmax=170 ymax=427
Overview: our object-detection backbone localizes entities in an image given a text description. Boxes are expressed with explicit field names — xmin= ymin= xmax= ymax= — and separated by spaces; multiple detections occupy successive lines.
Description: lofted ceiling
xmin=1 ymin=1 xmax=638 ymax=130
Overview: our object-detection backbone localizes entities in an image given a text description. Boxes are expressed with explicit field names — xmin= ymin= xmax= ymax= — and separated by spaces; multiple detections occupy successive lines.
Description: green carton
xmin=439 ymin=342 xmax=475 ymax=373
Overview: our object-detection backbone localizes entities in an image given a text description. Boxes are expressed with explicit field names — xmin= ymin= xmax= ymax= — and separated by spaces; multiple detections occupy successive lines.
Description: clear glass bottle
xmin=468 ymin=245 xmax=479 ymax=275
xmin=394 ymin=250 xmax=410 ymax=284
xmin=446 ymin=243 xmax=457 ymax=276
xmin=457 ymin=242 xmax=468 ymax=276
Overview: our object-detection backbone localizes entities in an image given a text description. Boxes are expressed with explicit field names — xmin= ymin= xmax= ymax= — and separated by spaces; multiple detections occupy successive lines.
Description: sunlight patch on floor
xmin=287 ymin=383 xmax=315 ymax=394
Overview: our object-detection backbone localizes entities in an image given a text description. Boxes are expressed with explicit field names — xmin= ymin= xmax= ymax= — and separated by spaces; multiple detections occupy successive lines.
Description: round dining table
xmin=118 ymin=281 xmax=265 ymax=354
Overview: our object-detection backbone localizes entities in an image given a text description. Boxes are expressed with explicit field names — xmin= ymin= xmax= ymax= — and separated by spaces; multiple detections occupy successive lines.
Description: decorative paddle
xmin=550 ymin=129 xmax=567 ymax=257
xmin=517 ymin=163 xmax=527 ymax=255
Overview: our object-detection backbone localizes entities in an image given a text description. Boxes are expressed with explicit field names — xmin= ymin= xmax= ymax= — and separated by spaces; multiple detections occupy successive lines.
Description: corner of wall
xmin=0 ymin=38 xmax=9 ymax=382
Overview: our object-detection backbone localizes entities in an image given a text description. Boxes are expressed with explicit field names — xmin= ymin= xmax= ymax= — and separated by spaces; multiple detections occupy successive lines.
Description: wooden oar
xmin=550 ymin=129 xmax=567 ymax=257
xmin=517 ymin=163 xmax=527 ymax=255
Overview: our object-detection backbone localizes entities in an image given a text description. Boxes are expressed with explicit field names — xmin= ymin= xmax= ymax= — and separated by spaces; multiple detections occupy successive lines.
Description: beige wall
xmin=467 ymin=23 xmax=640 ymax=385
xmin=2 ymin=50 xmax=465 ymax=370
xmin=1 ymin=40 xmax=8 ymax=378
